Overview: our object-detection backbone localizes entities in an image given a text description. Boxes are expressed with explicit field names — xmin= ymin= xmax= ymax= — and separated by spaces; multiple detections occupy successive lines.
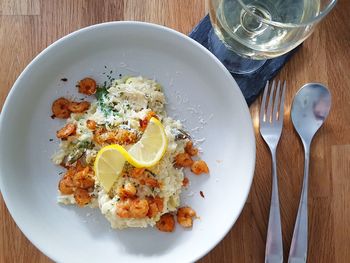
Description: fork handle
xmin=288 ymin=146 xmax=310 ymax=263
xmin=265 ymin=149 xmax=284 ymax=263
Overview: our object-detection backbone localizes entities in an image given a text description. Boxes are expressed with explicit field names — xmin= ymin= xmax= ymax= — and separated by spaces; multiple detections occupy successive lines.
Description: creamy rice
xmin=53 ymin=76 xmax=189 ymax=228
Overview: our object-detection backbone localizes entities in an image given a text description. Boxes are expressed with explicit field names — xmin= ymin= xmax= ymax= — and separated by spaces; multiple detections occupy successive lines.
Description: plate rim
xmin=0 ymin=21 xmax=256 ymax=262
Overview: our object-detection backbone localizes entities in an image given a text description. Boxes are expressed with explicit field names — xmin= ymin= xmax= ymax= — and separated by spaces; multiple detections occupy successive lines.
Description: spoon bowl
xmin=291 ymin=83 xmax=331 ymax=145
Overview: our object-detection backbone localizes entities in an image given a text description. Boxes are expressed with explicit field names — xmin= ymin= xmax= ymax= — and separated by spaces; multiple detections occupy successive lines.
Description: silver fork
xmin=260 ymin=80 xmax=286 ymax=263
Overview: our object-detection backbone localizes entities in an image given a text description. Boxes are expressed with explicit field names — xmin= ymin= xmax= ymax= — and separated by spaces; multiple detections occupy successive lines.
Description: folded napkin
xmin=189 ymin=15 xmax=300 ymax=105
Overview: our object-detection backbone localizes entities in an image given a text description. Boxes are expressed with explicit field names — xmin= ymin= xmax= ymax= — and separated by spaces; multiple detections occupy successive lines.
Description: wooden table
xmin=0 ymin=0 xmax=349 ymax=262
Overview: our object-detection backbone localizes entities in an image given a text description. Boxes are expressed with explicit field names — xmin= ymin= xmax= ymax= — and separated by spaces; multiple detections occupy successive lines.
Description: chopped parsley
xmin=96 ymin=85 xmax=122 ymax=118
xmin=96 ymin=86 xmax=108 ymax=101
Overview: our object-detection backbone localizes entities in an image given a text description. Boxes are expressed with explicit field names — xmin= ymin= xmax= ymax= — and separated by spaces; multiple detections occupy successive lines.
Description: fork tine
xmin=266 ymin=80 xmax=276 ymax=123
xmin=278 ymin=81 xmax=286 ymax=123
xmin=272 ymin=81 xmax=281 ymax=121
xmin=260 ymin=81 xmax=269 ymax=122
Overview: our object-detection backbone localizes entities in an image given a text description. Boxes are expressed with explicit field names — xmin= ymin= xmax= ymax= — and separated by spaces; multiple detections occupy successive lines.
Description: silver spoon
xmin=288 ymin=83 xmax=331 ymax=263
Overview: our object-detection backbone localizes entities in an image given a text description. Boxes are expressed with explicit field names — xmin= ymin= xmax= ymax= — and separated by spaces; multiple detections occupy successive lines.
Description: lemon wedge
xmin=94 ymin=145 xmax=127 ymax=192
xmin=94 ymin=117 xmax=168 ymax=191
xmin=126 ymin=117 xmax=168 ymax=168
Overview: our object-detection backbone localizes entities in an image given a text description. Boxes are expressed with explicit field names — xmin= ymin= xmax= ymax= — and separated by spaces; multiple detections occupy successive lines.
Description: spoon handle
xmin=288 ymin=146 xmax=310 ymax=263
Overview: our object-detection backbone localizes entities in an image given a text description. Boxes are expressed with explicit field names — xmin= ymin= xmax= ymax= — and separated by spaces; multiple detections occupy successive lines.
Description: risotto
xmin=51 ymin=75 xmax=209 ymax=232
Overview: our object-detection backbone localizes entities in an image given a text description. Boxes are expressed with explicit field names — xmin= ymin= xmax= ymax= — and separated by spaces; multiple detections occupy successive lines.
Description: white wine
xmin=209 ymin=0 xmax=321 ymax=59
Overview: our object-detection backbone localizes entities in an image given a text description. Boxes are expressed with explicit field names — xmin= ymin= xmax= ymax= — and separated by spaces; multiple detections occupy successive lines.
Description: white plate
xmin=0 ymin=22 xmax=255 ymax=263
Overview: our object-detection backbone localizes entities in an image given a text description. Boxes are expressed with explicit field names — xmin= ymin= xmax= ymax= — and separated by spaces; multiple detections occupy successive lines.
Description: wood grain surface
xmin=0 ymin=0 xmax=349 ymax=262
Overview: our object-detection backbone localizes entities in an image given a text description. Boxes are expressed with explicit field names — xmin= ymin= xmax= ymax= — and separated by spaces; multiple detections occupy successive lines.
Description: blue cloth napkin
xmin=189 ymin=15 xmax=300 ymax=105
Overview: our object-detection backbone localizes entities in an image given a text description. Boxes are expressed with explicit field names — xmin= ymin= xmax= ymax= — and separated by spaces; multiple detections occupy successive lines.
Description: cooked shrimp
xmin=52 ymin=97 xmax=71 ymax=119
xmin=147 ymin=202 xmax=159 ymax=218
xmin=130 ymin=168 xmax=145 ymax=178
xmin=93 ymin=128 xmax=137 ymax=145
xmin=77 ymin=77 xmax=97 ymax=95
xmin=93 ymin=127 xmax=107 ymax=145
xmin=129 ymin=168 xmax=160 ymax=188
xmin=147 ymin=196 xmax=164 ymax=218
xmin=74 ymin=188 xmax=91 ymax=207
xmin=68 ymin=101 xmax=90 ymax=113
xmin=191 ymin=160 xmax=209 ymax=175
xmin=75 ymin=159 xmax=85 ymax=172
xmin=116 ymin=199 xmax=149 ymax=218
xmin=86 ymin=120 xmax=97 ymax=130
xmin=58 ymin=176 xmax=74 ymax=195
xmin=139 ymin=111 xmax=158 ymax=131
xmin=177 ymin=206 xmax=196 ymax=228
xmin=65 ymin=166 xmax=77 ymax=178
xmin=116 ymin=200 xmax=131 ymax=218
xmin=56 ymin=123 xmax=76 ymax=139
xmin=185 ymin=141 xmax=198 ymax=156
xmin=93 ymin=128 xmax=119 ymax=145
xmin=174 ymin=153 xmax=193 ymax=167
xmin=129 ymin=199 xmax=149 ymax=218
xmin=156 ymin=213 xmax=175 ymax=232
xmin=142 ymin=176 xmax=159 ymax=188
xmin=153 ymin=196 xmax=164 ymax=211
xmin=73 ymin=167 xmax=95 ymax=189
xmin=106 ymin=129 xmax=138 ymax=145
xmin=94 ymin=129 xmax=111 ymax=145
xmin=118 ymin=182 xmax=137 ymax=199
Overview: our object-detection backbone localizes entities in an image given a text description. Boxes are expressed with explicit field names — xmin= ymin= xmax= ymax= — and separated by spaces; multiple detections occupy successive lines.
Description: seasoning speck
xmin=200 ymin=191 xmax=205 ymax=198
xmin=119 ymin=74 xmax=122 ymax=77
xmin=60 ymin=78 xmax=68 ymax=82
xmin=50 ymin=114 xmax=56 ymax=119
xmin=182 ymin=177 xmax=189 ymax=187
xmin=49 ymin=139 xmax=54 ymax=142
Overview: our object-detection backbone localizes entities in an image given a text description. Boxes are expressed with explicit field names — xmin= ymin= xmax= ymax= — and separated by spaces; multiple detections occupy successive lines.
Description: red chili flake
xmin=199 ymin=191 xmax=205 ymax=198
xmin=182 ymin=177 xmax=189 ymax=187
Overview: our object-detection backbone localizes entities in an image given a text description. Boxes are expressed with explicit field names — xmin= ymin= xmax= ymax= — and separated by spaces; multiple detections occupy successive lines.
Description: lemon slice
xmin=94 ymin=117 xmax=167 ymax=190
xmin=126 ymin=117 xmax=168 ymax=168
xmin=94 ymin=145 xmax=127 ymax=192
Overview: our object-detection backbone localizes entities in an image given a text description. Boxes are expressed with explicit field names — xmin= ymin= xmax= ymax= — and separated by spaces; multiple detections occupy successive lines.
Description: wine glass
xmin=208 ymin=0 xmax=337 ymax=74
